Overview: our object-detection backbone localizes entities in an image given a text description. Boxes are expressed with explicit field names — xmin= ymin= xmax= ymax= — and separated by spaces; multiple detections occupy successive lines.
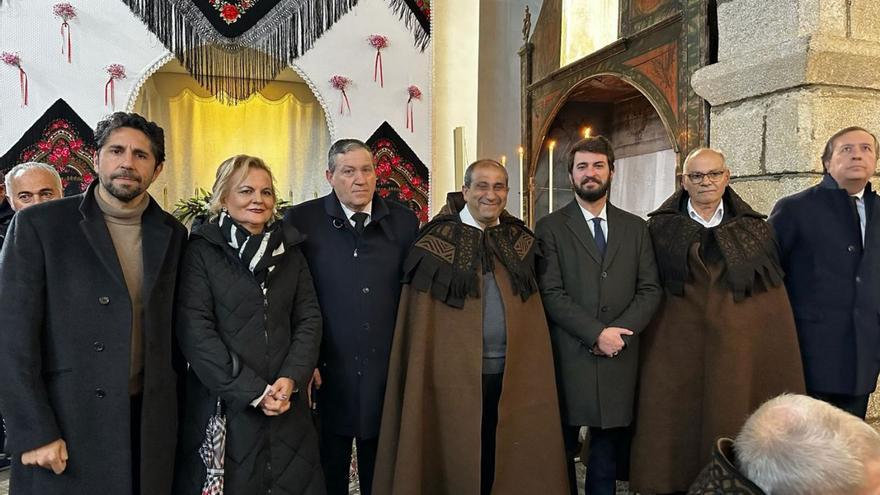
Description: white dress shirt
xmin=687 ymin=199 xmax=724 ymax=228
xmin=578 ymin=203 xmax=609 ymax=241
xmin=852 ymin=189 xmax=866 ymax=245
xmin=460 ymin=205 xmax=500 ymax=230
xmin=340 ymin=200 xmax=373 ymax=228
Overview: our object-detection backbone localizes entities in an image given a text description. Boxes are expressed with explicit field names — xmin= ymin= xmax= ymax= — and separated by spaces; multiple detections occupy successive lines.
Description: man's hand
xmin=307 ymin=368 xmax=321 ymax=409
xmin=596 ymin=327 xmax=633 ymax=357
xmin=21 ymin=438 xmax=68 ymax=474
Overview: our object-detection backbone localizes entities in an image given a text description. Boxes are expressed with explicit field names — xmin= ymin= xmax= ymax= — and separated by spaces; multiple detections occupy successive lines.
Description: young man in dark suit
xmin=536 ymin=136 xmax=662 ymax=495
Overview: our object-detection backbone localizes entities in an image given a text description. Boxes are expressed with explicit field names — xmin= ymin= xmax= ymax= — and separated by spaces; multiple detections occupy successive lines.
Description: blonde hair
xmin=208 ymin=155 xmax=278 ymax=219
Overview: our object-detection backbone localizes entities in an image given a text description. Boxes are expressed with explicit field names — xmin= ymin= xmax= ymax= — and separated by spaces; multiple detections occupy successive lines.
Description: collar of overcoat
xmin=818 ymin=173 xmax=876 ymax=225
xmin=559 ymin=199 xmax=627 ymax=268
xmin=78 ymin=180 xmax=177 ymax=296
xmin=322 ymin=190 xmax=398 ymax=241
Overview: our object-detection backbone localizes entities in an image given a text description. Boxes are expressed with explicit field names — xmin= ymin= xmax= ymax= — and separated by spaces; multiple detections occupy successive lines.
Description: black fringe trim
xmin=120 ymin=0 xmax=358 ymax=103
xmin=387 ymin=0 xmax=431 ymax=52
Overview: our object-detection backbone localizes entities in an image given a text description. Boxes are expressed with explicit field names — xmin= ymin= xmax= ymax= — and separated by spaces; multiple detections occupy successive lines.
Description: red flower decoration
xmin=368 ymin=34 xmax=389 ymax=50
xmin=376 ymin=162 xmax=393 ymax=182
xmin=221 ymin=4 xmax=240 ymax=22
xmin=37 ymin=141 xmax=51 ymax=151
xmin=378 ymin=188 xmax=391 ymax=198
xmin=408 ymin=85 xmax=422 ymax=100
xmin=399 ymin=185 xmax=414 ymax=201
xmin=418 ymin=206 xmax=429 ymax=223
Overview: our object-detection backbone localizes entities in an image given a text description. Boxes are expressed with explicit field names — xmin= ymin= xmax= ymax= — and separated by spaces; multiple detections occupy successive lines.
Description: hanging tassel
xmin=406 ymin=85 xmax=422 ymax=133
xmin=373 ymin=50 xmax=384 ymax=87
xmin=19 ymin=67 xmax=28 ymax=106
xmin=105 ymin=78 xmax=114 ymax=108
xmin=340 ymin=89 xmax=351 ymax=115
xmin=61 ymin=22 xmax=72 ymax=63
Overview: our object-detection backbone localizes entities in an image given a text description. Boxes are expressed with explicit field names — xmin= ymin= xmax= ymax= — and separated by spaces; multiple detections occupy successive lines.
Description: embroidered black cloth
xmin=0 ymin=98 xmax=96 ymax=197
xmin=687 ymin=438 xmax=766 ymax=494
xmin=120 ymin=0 xmax=358 ymax=102
xmin=648 ymin=187 xmax=784 ymax=302
xmin=367 ymin=121 xmax=430 ymax=223
xmin=389 ymin=0 xmax=431 ymax=51
xmin=402 ymin=192 xmax=539 ymax=309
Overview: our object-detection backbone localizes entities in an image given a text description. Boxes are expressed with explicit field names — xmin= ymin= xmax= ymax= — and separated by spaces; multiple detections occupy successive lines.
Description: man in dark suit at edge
xmin=770 ymin=126 xmax=880 ymax=419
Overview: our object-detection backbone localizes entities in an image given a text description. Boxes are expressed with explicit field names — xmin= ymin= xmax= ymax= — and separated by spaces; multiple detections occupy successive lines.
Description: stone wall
xmin=692 ymin=0 xmax=880 ymax=215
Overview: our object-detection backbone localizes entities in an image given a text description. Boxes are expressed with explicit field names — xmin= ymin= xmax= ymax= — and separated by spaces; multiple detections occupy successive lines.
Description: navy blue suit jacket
xmin=769 ymin=174 xmax=880 ymax=396
xmin=284 ymin=192 xmax=419 ymax=438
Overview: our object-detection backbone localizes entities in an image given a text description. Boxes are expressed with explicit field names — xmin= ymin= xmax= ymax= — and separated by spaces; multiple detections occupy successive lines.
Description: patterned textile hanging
xmin=366 ymin=121 xmax=430 ymax=223
xmin=120 ymin=0 xmax=358 ymax=103
xmin=387 ymin=0 xmax=430 ymax=51
xmin=0 ymin=98 xmax=96 ymax=197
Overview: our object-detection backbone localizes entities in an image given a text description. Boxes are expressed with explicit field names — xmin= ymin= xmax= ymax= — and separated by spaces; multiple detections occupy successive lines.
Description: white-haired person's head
xmin=4 ymin=162 xmax=63 ymax=211
xmin=735 ymin=394 xmax=880 ymax=494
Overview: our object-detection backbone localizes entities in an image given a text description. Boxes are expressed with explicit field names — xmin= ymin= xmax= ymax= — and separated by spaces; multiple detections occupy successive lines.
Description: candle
xmin=548 ymin=140 xmax=556 ymax=213
xmin=518 ymin=146 xmax=525 ymax=219
xmin=500 ymin=155 xmax=507 ymax=167
xmin=583 ymin=126 xmax=591 ymax=138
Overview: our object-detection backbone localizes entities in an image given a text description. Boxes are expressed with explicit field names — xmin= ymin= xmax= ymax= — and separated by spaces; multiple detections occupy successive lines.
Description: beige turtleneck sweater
xmin=94 ymin=186 xmax=149 ymax=396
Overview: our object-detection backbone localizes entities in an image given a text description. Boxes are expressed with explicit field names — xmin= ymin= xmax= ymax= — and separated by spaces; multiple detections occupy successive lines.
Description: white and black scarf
xmin=218 ymin=211 xmax=285 ymax=287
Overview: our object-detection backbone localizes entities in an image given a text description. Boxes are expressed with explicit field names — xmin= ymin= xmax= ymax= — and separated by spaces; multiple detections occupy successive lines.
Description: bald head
xmin=5 ymin=162 xmax=63 ymax=211
xmin=463 ymin=159 xmax=509 ymax=188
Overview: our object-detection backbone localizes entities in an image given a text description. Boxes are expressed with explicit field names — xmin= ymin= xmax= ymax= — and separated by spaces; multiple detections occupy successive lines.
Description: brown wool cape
xmin=372 ymin=194 xmax=569 ymax=495
xmin=629 ymin=189 xmax=806 ymax=494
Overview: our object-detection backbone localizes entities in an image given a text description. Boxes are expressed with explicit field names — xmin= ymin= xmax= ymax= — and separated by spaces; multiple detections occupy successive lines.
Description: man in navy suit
xmin=769 ymin=126 xmax=880 ymax=418
xmin=284 ymin=139 xmax=419 ymax=495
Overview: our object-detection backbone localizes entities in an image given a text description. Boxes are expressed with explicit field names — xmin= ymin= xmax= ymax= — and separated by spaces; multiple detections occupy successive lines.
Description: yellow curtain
xmin=561 ymin=0 xmax=620 ymax=66
xmin=133 ymin=72 xmax=331 ymax=211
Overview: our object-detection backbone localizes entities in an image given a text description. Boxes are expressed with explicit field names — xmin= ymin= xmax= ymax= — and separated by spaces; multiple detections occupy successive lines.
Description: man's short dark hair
xmin=463 ymin=159 xmax=508 ymax=188
xmin=94 ymin=112 xmax=166 ymax=164
xmin=568 ymin=136 xmax=615 ymax=173
xmin=328 ymin=139 xmax=373 ymax=173
xmin=821 ymin=126 xmax=878 ymax=171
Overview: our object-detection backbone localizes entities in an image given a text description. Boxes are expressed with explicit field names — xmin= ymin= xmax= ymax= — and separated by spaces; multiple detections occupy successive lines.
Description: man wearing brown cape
xmin=629 ymin=148 xmax=805 ymax=494
xmin=373 ymin=160 xmax=569 ymax=495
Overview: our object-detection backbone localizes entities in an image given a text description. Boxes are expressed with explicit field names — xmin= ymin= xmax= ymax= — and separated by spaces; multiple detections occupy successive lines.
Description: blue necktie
xmin=592 ymin=217 xmax=606 ymax=257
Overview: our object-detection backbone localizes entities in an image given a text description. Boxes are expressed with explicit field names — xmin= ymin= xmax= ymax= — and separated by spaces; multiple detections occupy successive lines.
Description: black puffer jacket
xmin=173 ymin=220 xmax=324 ymax=495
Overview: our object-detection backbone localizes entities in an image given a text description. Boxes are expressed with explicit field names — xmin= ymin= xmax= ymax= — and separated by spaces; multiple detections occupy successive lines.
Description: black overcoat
xmin=0 ymin=182 xmax=186 ymax=495
xmin=173 ymin=221 xmax=324 ymax=495
xmin=284 ymin=192 xmax=419 ymax=438
xmin=536 ymin=200 xmax=661 ymax=428
xmin=769 ymin=174 xmax=880 ymax=396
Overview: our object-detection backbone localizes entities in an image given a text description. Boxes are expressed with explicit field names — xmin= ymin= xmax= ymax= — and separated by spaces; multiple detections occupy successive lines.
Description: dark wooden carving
xmin=520 ymin=0 xmax=710 ymax=226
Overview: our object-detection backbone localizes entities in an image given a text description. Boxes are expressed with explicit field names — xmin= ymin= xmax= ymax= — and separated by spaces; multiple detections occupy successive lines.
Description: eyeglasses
xmin=685 ymin=170 xmax=726 ymax=183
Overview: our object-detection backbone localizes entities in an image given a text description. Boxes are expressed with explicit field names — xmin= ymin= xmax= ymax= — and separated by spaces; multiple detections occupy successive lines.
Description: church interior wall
xmin=0 ymin=0 xmax=431 ymax=206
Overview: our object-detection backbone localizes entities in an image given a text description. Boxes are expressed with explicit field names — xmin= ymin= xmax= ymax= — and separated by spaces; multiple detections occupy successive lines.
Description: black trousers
xmin=563 ymin=425 xmax=631 ymax=495
xmin=320 ymin=429 xmax=378 ymax=495
xmin=481 ymin=372 xmax=504 ymax=495
xmin=808 ymin=389 xmax=871 ymax=419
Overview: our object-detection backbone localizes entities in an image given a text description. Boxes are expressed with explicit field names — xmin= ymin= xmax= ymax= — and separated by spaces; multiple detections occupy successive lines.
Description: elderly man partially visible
xmin=689 ymin=394 xmax=880 ymax=495
xmin=629 ymin=148 xmax=805 ymax=494
xmin=0 ymin=162 xmax=63 ymax=245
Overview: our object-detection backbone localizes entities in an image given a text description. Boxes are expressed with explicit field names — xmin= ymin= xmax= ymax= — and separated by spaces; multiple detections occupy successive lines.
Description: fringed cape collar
xmin=402 ymin=192 xmax=539 ymax=308
xmin=648 ymin=187 xmax=784 ymax=302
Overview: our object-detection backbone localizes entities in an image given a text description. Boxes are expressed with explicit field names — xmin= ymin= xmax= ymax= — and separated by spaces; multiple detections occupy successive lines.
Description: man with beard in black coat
xmin=0 ymin=112 xmax=186 ymax=495
xmin=285 ymin=139 xmax=419 ymax=495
